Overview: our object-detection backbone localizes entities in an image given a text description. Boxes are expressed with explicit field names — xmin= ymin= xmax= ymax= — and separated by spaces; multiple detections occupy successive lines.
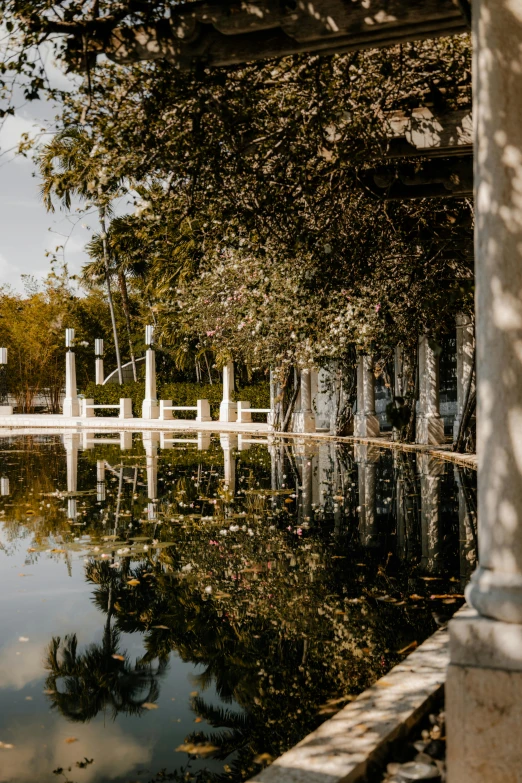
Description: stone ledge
xmin=449 ymin=606 xmax=522 ymax=671
xmin=250 ymin=628 xmax=449 ymax=783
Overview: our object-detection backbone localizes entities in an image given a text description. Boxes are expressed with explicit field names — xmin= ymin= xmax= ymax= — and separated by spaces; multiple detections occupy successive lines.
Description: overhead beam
xmin=67 ymin=0 xmax=470 ymax=69
xmin=359 ymin=153 xmax=473 ymax=200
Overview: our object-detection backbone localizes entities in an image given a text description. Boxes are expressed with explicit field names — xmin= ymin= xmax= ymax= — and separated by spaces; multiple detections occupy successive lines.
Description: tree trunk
xmin=116 ymin=267 xmax=137 ymax=382
xmin=99 ymin=208 xmax=123 ymax=385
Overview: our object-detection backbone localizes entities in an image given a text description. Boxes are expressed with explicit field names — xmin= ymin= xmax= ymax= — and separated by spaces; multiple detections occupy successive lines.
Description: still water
xmin=0 ymin=432 xmax=476 ymax=783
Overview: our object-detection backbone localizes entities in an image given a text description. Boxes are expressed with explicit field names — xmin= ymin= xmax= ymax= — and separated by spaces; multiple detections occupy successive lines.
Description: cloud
xmin=0 ymin=720 xmax=153 ymax=782
xmin=0 ymin=641 xmax=44 ymax=690
xmin=0 ymin=114 xmax=43 ymax=164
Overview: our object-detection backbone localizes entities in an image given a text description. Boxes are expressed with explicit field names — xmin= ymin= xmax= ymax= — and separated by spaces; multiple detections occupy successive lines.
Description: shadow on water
xmin=0 ymin=432 xmax=476 ymax=783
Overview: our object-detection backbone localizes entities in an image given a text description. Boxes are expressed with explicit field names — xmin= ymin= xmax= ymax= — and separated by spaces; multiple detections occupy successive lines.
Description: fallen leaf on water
xmin=0 ymin=742 xmax=14 ymax=749
xmin=176 ymin=743 xmax=219 ymax=757
xmin=64 ymin=737 xmax=78 ymax=744
xmin=430 ymin=594 xmax=464 ymax=600
xmin=419 ymin=576 xmax=443 ymax=581
xmin=43 ymin=689 xmax=55 ymax=695
xmin=152 ymin=625 xmax=169 ymax=630
xmin=112 ymin=654 xmax=125 ymax=661
xmin=397 ymin=641 xmax=418 ymax=655
xmin=142 ymin=702 xmax=158 ymax=710
xmin=409 ymin=594 xmax=424 ymax=601
xmin=18 ymin=637 xmax=29 ymax=642
xmin=194 ymin=717 xmax=203 ymax=723
xmin=190 ymin=691 xmax=198 ymax=697
xmin=127 ymin=579 xmax=140 ymax=586
xmin=254 ymin=753 xmax=273 ymax=764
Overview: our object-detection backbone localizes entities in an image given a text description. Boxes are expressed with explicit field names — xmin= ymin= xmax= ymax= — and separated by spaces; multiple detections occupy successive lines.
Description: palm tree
xmin=39 ymin=127 xmax=124 ymax=383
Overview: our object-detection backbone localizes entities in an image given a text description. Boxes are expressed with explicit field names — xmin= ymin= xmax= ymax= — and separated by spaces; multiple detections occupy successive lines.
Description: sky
xmin=0 ymin=46 xmax=131 ymax=294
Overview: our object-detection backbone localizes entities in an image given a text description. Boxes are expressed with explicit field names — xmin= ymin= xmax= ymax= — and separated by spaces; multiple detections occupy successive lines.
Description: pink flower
xmin=375 ymin=303 xmax=381 ymax=312
xmin=296 ymin=528 xmax=303 ymax=536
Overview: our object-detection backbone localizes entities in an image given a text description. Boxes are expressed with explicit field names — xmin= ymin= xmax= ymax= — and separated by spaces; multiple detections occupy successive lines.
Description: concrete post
xmin=64 ymin=433 xmax=79 ymax=521
xmin=418 ymin=454 xmax=444 ymax=575
xmin=220 ymin=433 xmax=237 ymax=494
xmin=293 ymin=368 xmax=316 ymax=433
xmin=142 ymin=348 xmax=159 ymax=419
xmin=197 ymin=432 xmax=211 ymax=451
xmin=196 ymin=399 xmax=212 ymax=422
xmin=355 ymin=444 xmax=380 ymax=548
xmin=415 ymin=335 xmax=444 ymax=445
xmin=447 ymin=5 xmax=522 ymax=781
xmin=63 ymin=350 xmax=80 ymax=418
xmin=219 ymin=361 xmax=237 ymax=422
xmin=354 ymin=356 xmax=380 ymax=437
xmin=95 ymin=339 xmax=104 ymax=385
xmin=453 ymin=313 xmax=475 ymax=441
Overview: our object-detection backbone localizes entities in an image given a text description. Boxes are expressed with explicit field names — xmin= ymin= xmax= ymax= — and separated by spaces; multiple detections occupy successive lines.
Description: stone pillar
xmin=142 ymin=348 xmax=159 ymax=419
xmin=355 ymin=444 xmax=380 ymax=548
xmin=219 ymin=361 xmax=237 ymax=423
xmin=293 ymin=368 xmax=316 ymax=433
xmin=142 ymin=432 xmax=159 ymax=524
xmin=415 ymin=335 xmax=444 ymax=445
xmin=453 ymin=313 xmax=475 ymax=441
xmin=354 ymin=356 xmax=380 ymax=438
xmin=454 ymin=466 xmax=477 ymax=591
xmin=447 ymin=5 xmax=522 ymax=781
xmin=95 ymin=339 xmax=104 ymax=385
xmin=418 ymin=454 xmax=443 ymax=575
xmin=64 ymin=433 xmax=79 ymax=521
xmin=220 ymin=433 xmax=237 ymax=495
xmin=63 ymin=344 xmax=80 ymax=418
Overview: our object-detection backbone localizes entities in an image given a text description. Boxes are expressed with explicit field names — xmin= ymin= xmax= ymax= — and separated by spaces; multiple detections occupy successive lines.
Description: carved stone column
xmin=416 ymin=335 xmax=444 ymax=445
xmin=354 ymin=356 xmax=380 ymax=438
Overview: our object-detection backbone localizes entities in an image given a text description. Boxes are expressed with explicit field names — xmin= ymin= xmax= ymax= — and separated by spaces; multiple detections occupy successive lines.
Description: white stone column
xmin=220 ymin=433 xmax=237 ymax=495
xmin=64 ymin=433 xmax=79 ymax=521
xmin=142 ymin=348 xmax=159 ymax=419
xmin=143 ymin=431 xmax=159 ymax=520
xmin=453 ymin=313 xmax=475 ymax=441
xmin=63 ymin=351 xmax=80 ymax=417
xmin=355 ymin=444 xmax=380 ymax=548
xmin=415 ymin=335 xmax=444 ymax=445
xmin=293 ymin=368 xmax=316 ymax=433
xmin=219 ymin=361 xmax=237 ymax=423
xmin=354 ymin=356 xmax=380 ymax=438
xmin=447 ymin=5 xmax=522 ymax=781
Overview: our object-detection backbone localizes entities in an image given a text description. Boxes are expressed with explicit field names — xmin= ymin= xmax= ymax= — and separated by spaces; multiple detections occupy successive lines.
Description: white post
xmin=142 ymin=432 xmax=159 ymax=513
xmin=415 ymin=335 xmax=444 ymax=445
xmin=220 ymin=433 xmax=237 ymax=494
xmin=453 ymin=313 xmax=475 ymax=441
xmin=196 ymin=399 xmax=212 ymax=422
xmin=82 ymin=398 xmax=95 ymax=418
xmin=119 ymin=398 xmax=133 ymax=419
xmin=95 ymin=339 xmax=104 ymax=385
xmin=219 ymin=361 xmax=237 ymax=422
xmin=198 ymin=432 xmax=211 ymax=451
xmin=64 ymin=432 xmax=79 ymax=521
xmin=63 ymin=329 xmax=80 ymax=418
xmin=159 ymin=399 xmax=173 ymax=420
xmin=447 ymin=5 xmax=522 ymax=781
xmin=142 ymin=326 xmax=158 ymax=420
xmin=0 ymin=347 xmax=12 ymax=415
xmin=237 ymin=400 xmax=252 ymax=423
xmin=293 ymin=368 xmax=316 ymax=433
xmin=354 ymin=356 xmax=380 ymax=437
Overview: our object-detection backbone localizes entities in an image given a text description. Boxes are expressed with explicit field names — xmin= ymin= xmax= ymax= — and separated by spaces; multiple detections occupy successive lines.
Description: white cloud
xmin=0 ymin=720 xmax=153 ymax=782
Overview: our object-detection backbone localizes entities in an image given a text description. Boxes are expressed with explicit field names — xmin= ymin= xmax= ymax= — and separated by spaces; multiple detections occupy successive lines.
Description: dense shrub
xmin=83 ymin=380 xmax=270 ymax=420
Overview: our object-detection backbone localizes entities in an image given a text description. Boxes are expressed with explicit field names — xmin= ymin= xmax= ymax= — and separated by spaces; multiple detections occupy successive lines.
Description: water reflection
xmin=0 ymin=432 xmax=476 ymax=783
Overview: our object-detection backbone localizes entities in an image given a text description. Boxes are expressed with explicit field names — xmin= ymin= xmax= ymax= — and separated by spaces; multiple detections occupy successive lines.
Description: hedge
xmin=82 ymin=380 xmax=270 ymax=420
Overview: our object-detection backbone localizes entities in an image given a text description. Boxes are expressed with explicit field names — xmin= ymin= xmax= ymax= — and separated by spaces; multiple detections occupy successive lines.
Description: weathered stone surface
xmin=446 ymin=664 xmax=522 ymax=783
xmin=449 ymin=606 xmax=522 ymax=671
xmin=250 ymin=628 xmax=449 ymax=783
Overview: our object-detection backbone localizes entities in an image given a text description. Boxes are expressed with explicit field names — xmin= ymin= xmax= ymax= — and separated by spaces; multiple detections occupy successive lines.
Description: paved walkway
xmin=0 ymin=414 xmax=477 ymax=468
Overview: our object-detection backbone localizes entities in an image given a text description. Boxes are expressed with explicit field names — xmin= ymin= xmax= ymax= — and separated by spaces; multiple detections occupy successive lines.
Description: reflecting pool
xmin=0 ymin=432 xmax=476 ymax=783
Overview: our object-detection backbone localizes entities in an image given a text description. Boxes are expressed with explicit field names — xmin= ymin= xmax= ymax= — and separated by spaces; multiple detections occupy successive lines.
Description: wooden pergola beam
xmin=68 ymin=0 xmax=469 ymax=69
